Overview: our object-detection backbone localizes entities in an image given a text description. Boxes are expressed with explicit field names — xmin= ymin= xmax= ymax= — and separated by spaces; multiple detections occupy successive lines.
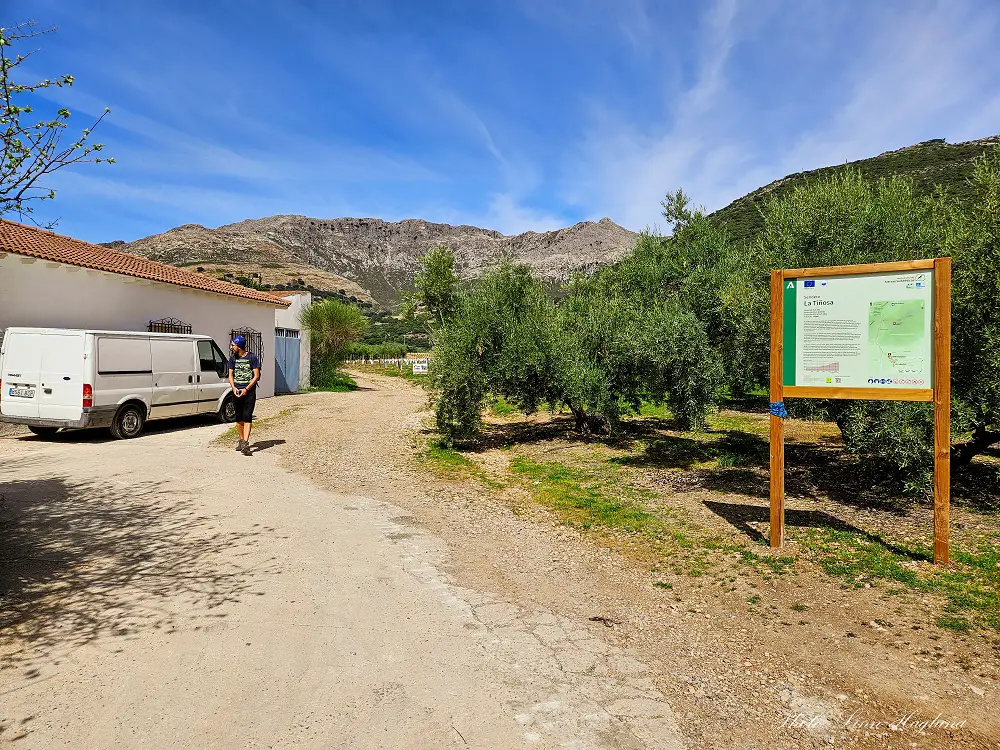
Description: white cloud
xmin=564 ymin=0 xmax=1000 ymax=233
xmin=562 ymin=0 xmax=747 ymax=231
xmin=775 ymin=2 xmax=1000 ymax=175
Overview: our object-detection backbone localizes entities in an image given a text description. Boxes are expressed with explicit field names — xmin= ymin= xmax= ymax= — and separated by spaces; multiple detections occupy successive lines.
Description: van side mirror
xmin=216 ymin=363 xmax=226 ymax=378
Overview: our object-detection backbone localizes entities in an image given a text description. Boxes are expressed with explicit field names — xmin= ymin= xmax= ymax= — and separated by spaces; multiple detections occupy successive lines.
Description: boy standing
xmin=228 ymin=335 xmax=261 ymax=456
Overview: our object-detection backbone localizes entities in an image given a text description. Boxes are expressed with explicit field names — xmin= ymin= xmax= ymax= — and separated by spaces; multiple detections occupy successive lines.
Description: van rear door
xmin=1 ymin=330 xmax=42 ymax=418
xmin=37 ymin=331 xmax=86 ymax=422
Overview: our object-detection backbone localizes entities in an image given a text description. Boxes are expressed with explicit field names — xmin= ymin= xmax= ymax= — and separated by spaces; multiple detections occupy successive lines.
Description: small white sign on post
xmin=412 ymin=361 xmax=429 ymax=375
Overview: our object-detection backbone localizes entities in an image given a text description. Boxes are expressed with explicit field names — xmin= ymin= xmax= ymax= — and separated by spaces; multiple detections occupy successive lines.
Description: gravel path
xmin=0 ymin=383 xmax=684 ymax=749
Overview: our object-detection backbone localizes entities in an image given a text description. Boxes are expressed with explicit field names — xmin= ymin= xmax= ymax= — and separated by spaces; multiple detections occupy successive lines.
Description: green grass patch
xmin=508 ymin=452 xmax=768 ymax=578
xmin=636 ymin=401 xmax=673 ymax=419
xmin=509 ymin=455 xmax=654 ymax=532
xmin=305 ymin=371 xmax=359 ymax=392
xmin=708 ymin=412 xmax=767 ymax=435
xmin=936 ymin=614 xmax=973 ymax=632
xmin=417 ymin=440 xmax=503 ymax=489
xmin=791 ymin=526 xmax=1000 ymax=632
xmin=489 ymin=395 xmax=519 ymax=416
xmin=421 ymin=441 xmax=479 ymax=477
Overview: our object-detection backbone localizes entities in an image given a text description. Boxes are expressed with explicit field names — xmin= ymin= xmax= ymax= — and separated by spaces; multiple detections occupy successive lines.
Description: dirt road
xmin=0 ymin=376 xmax=684 ymax=749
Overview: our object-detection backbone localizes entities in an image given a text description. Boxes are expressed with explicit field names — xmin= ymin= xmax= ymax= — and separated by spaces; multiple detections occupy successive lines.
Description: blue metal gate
xmin=274 ymin=328 xmax=301 ymax=394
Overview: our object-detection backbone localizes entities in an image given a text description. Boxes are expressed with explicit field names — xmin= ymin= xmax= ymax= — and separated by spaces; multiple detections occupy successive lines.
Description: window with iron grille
xmin=275 ymin=328 xmax=300 ymax=339
xmin=230 ymin=326 xmax=263 ymax=358
xmin=148 ymin=317 xmax=192 ymax=334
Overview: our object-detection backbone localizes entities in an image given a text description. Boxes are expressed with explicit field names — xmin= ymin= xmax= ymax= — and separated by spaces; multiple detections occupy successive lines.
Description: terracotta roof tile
xmin=0 ymin=219 xmax=289 ymax=307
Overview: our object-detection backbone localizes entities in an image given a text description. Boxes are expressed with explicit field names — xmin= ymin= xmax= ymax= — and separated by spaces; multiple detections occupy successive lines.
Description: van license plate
xmin=8 ymin=388 xmax=34 ymax=399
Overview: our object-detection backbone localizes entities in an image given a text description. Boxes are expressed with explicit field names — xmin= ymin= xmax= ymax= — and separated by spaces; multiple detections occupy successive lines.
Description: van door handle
xmin=188 ymin=375 xmax=193 ymax=383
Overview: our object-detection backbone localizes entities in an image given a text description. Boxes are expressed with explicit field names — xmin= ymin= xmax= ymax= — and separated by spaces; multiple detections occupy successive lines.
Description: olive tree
xmin=946 ymin=147 xmax=1000 ymax=466
xmin=432 ymin=264 xmax=559 ymax=441
xmin=407 ymin=244 xmax=461 ymax=327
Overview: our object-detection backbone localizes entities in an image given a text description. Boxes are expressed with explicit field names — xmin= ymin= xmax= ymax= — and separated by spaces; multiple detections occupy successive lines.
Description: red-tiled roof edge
xmin=0 ymin=218 xmax=290 ymax=308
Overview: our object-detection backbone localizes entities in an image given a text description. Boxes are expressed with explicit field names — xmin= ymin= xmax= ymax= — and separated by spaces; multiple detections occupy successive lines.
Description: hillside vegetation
xmin=711 ymin=135 xmax=1000 ymax=246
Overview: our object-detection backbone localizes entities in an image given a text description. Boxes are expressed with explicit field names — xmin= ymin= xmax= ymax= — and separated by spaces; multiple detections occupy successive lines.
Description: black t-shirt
xmin=228 ymin=352 xmax=260 ymax=391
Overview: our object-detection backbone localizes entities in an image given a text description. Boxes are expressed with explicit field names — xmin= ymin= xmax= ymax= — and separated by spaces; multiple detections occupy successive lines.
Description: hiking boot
xmin=235 ymin=439 xmax=245 ymax=451
xmin=242 ymin=443 xmax=252 ymax=456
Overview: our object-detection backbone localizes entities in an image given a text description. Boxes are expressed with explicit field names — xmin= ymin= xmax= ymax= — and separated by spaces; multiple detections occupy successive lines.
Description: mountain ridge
xmin=118 ymin=215 xmax=638 ymax=307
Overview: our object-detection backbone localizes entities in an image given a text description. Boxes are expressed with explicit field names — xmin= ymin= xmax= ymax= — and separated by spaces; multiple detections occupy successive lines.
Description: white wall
xmin=274 ymin=292 xmax=311 ymax=389
xmin=0 ymin=255 xmax=282 ymax=398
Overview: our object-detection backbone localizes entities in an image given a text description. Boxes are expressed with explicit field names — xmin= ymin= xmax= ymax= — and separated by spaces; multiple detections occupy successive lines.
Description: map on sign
xmin=782 ymin=269 xmax=934 ymax=389
xmin=868 ymin=300 xmax=928 ymax=378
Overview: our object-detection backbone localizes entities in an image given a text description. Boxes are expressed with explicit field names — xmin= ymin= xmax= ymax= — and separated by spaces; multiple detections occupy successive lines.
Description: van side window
xmin=211 ymin=341 xmax=229 ymax=377
xmin=197 ymin=341 xmax=217 ymax=372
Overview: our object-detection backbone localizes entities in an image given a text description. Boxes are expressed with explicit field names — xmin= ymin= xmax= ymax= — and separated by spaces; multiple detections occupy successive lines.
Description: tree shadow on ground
xmin=718 ymin=394 xmax=770 ymax=414
xmin=952 ymin=459 xmax=1000 ymax=513
xmin=637 ymin=429 xmax=1000 ymax=515
xmin=447 ymin=411 xmax=693 ymax=454
xmin=436 ymin=415 xmax=586 ymax=453
xmin=702 ymin=499 xmax=931 ymax=561
xmin=441 ymin=410 xmax=1000 ymax=516
xmin=612 ymin=431 xmax=768 ymax=470
xmin=615 ymin=429 xmax=914 ymax=513
xmin=0 ymin=472 xmax=269 ymax=671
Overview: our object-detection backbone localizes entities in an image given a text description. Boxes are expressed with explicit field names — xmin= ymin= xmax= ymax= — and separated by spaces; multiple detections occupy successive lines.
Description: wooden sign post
xmin=769 ymin=258 xmax=951 ymax=564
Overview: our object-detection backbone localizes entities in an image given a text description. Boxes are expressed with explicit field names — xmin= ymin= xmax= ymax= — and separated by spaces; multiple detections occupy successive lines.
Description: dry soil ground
xmin=1 ymin=377 xmax=682 ymax=749
xmin=0 ymin=372 xmax=997 ymax=749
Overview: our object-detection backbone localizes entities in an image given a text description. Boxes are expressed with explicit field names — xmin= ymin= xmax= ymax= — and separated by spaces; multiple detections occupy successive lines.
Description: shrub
xmin=299 ymin=298 xmax=369 ymax=368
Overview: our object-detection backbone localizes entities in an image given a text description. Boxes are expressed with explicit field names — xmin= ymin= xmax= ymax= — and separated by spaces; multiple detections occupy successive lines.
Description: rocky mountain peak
xmin=120 ymin=215 xmax=637 ymax=308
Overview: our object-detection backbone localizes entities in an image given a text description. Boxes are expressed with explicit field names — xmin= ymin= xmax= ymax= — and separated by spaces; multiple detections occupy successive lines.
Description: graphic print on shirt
xmin=231 ymin=354 xmax=258 ymax=388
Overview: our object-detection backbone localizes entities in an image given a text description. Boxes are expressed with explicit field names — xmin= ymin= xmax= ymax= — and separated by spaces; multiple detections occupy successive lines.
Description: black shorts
xmin=233 ymin=389 xmax=256 ymax=422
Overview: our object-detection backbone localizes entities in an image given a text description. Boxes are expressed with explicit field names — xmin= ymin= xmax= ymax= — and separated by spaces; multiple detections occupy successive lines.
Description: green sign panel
xmin=782 ymin=270 xmax=934 ymax=389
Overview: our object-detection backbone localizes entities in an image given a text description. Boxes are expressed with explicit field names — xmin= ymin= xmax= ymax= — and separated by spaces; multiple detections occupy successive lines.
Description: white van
xmin=0 ymin=328 xmax=237 ymax=439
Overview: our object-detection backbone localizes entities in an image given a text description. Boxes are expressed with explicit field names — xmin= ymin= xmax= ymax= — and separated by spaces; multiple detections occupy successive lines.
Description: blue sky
xmin=6 ymin=0 xmax=1000 ymax=242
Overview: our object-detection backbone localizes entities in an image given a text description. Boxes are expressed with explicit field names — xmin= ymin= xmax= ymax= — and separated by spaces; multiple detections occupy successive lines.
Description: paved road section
xmin=0 ymin=413 xmax=684 ymax=748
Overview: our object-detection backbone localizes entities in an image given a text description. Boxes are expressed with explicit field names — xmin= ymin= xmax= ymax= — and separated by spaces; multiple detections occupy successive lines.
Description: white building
xmin=274 ymin=291 xmax=312 ymax=392
xmin=0 ymin=219 xmax=308 ymax=398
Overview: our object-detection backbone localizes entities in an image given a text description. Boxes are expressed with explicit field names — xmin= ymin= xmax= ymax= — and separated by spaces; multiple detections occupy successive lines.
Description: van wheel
xmin=111 ymin=404 xmax=146 ymax=439
xmin=218 ymin=396 xmax=237 ymax=423
xmin=28 ymin=426 xmax=59 ymax=438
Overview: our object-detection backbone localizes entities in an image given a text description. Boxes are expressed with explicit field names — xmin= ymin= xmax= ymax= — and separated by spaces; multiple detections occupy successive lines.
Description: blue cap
xmin=232 ymin=335 xmax=247 ymax=349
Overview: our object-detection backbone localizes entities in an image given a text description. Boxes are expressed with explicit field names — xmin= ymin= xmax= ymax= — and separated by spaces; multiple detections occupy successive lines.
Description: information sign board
xmin=769 ymin=258 xmax=951 ymax=564
xmin=783 ymin=270 xmax=934 ymax=390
